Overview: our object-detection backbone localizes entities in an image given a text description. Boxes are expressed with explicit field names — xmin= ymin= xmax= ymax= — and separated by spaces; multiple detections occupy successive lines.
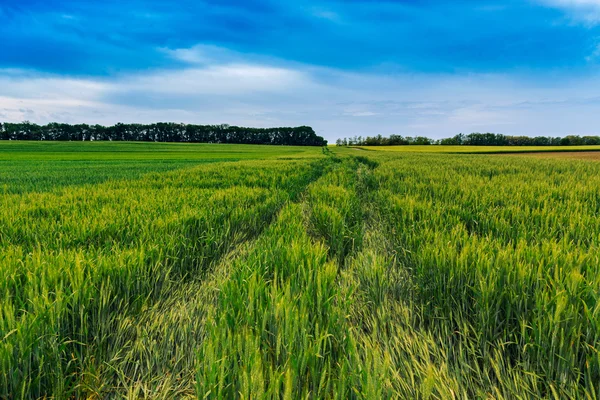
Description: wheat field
xmin=1 ymin=143 xmax=599 ymax=399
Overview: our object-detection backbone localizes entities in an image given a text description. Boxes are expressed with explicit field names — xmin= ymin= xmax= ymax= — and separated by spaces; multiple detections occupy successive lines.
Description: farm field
xmin=500 ymin=151 xmax=600 ymax=161
xmin=0 ymin=142 xmax=319 ymax=194
xmin=1 ymin=142 xmax=599 ymax=399
xmin=353 ymin=144 xmax=600 ymax=153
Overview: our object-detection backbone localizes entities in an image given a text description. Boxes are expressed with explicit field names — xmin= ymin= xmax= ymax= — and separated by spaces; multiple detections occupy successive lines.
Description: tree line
xmin=337 ymin=132 xmax=600 ymax=146
xmin=336 ymin=135 xmax=433 ymax=146
xmin=0 ymin=122 xmax=328 ymax=146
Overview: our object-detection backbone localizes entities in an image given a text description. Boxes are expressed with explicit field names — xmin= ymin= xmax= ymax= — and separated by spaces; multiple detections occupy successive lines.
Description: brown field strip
xmin=498 ymin=151 xmax=600 ymax=161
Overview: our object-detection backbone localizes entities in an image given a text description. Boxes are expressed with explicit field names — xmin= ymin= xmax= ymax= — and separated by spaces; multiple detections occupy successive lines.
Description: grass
xmin=0 ymin=142 xmax=319 ymax=194
xmin=1 ymin=142 xmax=599 ymax=398
xmin=0 ymin=141 xmax=321 ymax=159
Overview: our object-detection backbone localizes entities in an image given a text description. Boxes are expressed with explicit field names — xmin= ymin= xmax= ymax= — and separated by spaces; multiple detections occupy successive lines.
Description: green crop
xmin=1 ymin=142 xmax=598 ymax=399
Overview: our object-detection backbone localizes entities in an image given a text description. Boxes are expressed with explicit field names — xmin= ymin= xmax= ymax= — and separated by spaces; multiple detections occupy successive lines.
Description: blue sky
xmin=2 ymin=0 xmax=600 ymax=141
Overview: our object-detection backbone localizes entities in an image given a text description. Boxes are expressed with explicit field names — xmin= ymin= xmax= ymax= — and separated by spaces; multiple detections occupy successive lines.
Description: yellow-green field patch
xmin=352 ymin=144 xmax=600 ymax=153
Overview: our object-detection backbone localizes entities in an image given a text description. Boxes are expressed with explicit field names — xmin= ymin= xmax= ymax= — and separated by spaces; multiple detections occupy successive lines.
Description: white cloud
xmin=311 ymin=8 xmax=343 ymax=23
xmin=2 ymin=46 xmax=600 ymax=141
xmin=348 ymin=111 xmax=378 ymax=117
xmin=126 ymin=64 xmax=310 ymax=95
xmin=538 ymin=0 xmax=600 ymax=23
xmin=0 ymin=69 xmax=108 ymax=100
xmin=545 ymin=0 xmax=600 ymax=6
xmin=586 ymin=42 xmax=600 ymax=61
xmin=161 ymin=44 xmax=241 ymax=65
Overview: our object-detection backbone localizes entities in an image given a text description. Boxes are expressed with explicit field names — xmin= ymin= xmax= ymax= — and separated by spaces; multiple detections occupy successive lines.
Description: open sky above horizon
xmin=2 ymin=0 xmax=600 ymax=142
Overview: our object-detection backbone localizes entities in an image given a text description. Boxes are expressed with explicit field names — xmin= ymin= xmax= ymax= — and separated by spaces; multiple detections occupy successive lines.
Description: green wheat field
xmin=1 ymin=142 xmax=599 ymax=399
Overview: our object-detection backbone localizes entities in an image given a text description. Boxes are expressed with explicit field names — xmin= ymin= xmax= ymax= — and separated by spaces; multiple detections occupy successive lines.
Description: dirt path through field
xmin=88 ymin=159 xmax=332 ymax=398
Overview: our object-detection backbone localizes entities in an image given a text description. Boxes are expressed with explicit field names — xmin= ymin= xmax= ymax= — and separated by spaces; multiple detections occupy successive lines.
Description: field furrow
xmin=82 ymin=160 xmax=332 ymax=398
xmin=196 ymin=156 xmax=391 ymax=398
xmin=0 ymin=155 xmax=327 ymax=398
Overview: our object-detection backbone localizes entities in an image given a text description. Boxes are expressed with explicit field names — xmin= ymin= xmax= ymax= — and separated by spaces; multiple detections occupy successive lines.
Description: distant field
xmin=501 ymin=150 xmax=600 ymax=161
xmin=0 ymin=141 xmax=320 ymax=161
xmin=353 ymin=144 xmax=600 ymax=153
xmin=1 ymin=142 xmax=599 ymax=398
xmin=0 ymin=142 xmax=321 ymax=194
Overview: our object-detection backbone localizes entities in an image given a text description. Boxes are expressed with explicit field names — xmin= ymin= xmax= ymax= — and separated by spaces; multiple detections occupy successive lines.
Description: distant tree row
xmin=440 ymin=133 xmax=600 ymax=146
xmin=337 ymin=132 xmax=600 ymax=146
xmin=336 ymin=135 xmax=433 ymax=146
xmin=0 ymin=121 xmax=327 ymax=146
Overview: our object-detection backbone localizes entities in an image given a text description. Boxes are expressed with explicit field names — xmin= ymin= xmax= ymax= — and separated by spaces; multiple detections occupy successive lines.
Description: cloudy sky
xmin=2 ymin=0 xmax=600 ymax=141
